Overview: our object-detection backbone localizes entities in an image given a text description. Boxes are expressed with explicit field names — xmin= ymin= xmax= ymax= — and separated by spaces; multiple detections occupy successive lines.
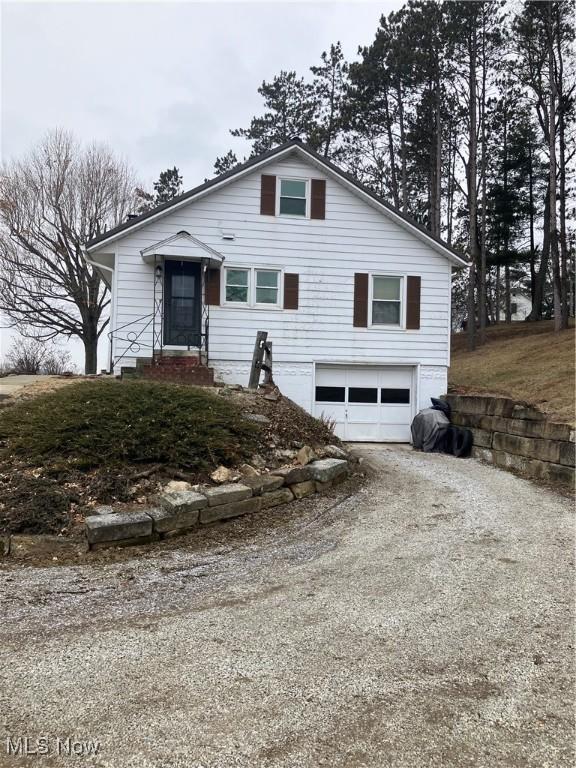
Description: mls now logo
xmin=6 ymin=736 xmax=101 ymax=757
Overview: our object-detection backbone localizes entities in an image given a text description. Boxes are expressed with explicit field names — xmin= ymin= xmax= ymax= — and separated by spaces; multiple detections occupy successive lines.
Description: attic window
xmin=279 ymin=179 xmax=307 ymax=216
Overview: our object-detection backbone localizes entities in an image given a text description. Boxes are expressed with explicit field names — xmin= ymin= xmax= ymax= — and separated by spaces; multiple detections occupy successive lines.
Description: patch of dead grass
xmin=450 ymin=321 xmax=575 ymax=424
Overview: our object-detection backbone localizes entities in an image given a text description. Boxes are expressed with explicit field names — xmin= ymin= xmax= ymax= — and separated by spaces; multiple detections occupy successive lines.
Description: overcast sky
xmin=0 ymin=0 xmax=404 ymax=367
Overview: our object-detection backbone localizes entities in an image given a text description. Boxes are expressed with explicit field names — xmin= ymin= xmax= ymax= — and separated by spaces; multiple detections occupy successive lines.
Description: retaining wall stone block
xmin=309 ymin=458 xmax=349 ymax=483
xmin=290 ymin=480 xmax=316 ymax=499
xmin=492 ymin=432 xmax=562 ymax=464
xmin=260 ymin=488 xmax=294 ymax=509
xmin=156 ymin=490 xmax=208 ymax=514
xmin=147 ymin=505 xmax=199 ymax=534
xmin=85 ymin=511 xmax=153 ymax=545
xmin=470 ymin=428 xmax=493 ymax=449
xmin=242 ymin=474 xmax=285 ymax=496
xmin=559 ymin=441 xmax=576 ymax=468
xmin=271 ymin=465 xmax=313 ymax=485
xmin=200 ymin=496 xmax=261 ymax=524
xmin=205 ymin=484 xmax=252 ymax=507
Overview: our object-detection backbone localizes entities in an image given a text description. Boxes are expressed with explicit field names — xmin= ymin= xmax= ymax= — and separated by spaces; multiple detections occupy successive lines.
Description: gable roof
xmin=86 ymin=139 xmax=469 ymax=267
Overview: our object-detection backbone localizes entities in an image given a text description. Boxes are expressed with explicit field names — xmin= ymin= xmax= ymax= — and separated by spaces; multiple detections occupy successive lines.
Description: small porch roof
xmin=140 ymin=231 xmax=224 ymax=267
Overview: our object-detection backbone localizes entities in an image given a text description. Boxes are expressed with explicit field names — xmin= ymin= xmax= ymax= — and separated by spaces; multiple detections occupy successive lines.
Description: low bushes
xmin=0 ymin=380 xmax=260 ymax=471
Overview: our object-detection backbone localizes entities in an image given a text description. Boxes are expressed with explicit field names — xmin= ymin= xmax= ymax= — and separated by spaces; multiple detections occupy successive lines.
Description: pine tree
xmin=230 ymin=71 xmax=319 ymax=155
xmin=213 ymin=150 xmax=240 ymax=176
xmin=135 ymin=167 xmax=183 ymax=213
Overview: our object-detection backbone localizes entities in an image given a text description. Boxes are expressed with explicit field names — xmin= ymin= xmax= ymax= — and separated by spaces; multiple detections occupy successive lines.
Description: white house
xmin=85 ymin=139 xmax=468 ymax=442
xmin=498 ymin=290 xmax=532 ymax=322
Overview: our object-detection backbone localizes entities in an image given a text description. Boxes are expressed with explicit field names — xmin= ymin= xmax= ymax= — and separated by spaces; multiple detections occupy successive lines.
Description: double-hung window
xmin=279 ymin=179 xmax=307 ymax=216
xmin=255 ymin=270 xmax=279 ymax=305
xmin=225 ymin=268 xmax=249 ymax=303
xmin=224 ymin=267 xmax=281 ymax=307
xmin=371 ymin=276 xmax=403 ymax=326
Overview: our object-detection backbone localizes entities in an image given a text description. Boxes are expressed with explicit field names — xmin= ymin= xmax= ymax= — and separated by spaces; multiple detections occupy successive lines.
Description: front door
xmin=164 ymin=260 xmax=202 ymax=347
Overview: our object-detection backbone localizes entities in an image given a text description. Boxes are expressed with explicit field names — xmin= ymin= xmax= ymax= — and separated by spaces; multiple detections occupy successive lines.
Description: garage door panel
xmin=315 ymin=367 xmax=346 ymax=387
xmin=346 ymin=421 xmax=381 ymax=441
xmin=347 ymin=404 xmax=379 ymax=423
xmin=378 ymin=406 xmax=412 ymax=425
xmin=314 ymin=365 xmax=415 ymax=443
xmin=377 ymin=424 xmax=411 ymax=441
xmin=377 ymin=369 xmax=412 ymax=388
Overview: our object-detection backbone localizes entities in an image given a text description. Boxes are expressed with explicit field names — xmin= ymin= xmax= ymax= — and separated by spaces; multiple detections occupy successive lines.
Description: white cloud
xmin=1 ymin=0 xmax=402 ymax=369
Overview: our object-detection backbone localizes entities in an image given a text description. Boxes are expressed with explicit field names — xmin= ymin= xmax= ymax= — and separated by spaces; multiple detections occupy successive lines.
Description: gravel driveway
xmin=0 ymin=446 xmax=574 ymax=768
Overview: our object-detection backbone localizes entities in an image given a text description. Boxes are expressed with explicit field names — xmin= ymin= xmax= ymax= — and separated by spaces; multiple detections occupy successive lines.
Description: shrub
xmin=4 ymin=337 xmax=73 ymax=375
xmin=0 ymin=380 xmax=260 ymax=471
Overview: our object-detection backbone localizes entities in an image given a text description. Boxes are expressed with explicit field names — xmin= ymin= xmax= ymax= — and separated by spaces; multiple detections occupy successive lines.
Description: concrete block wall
xmin=445 ymin=394 xmax=575 ymax=487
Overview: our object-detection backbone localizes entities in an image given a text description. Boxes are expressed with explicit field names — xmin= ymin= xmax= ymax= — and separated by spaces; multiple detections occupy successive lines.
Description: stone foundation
xmin=445 ymin=394 xmax=575 ymax=487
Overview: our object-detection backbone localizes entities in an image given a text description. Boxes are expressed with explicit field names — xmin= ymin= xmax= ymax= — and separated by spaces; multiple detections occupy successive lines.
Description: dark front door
xmin=164 ymin=260 xmax=202 ymax=347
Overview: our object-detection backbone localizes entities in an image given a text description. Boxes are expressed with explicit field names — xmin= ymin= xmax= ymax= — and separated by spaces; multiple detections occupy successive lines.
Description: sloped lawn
xmin=0 ymin=380 xmax=337 ymax=535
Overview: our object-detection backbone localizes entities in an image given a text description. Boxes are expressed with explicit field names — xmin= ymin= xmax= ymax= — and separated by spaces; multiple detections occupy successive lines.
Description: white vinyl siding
xmin=104 ymin=153 xmax=453 ymax=413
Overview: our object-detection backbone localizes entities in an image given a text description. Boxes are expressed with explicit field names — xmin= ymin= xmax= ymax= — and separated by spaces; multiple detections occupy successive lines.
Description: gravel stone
xmin=0 ymin=446 xmax=573 ymax=767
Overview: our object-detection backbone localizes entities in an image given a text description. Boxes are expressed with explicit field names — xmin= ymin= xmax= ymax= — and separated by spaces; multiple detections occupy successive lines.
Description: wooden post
xmin=248 ymin=331 xmax=268 ymax=389
xmin=262 ymin=342 xmax=273 ymax=386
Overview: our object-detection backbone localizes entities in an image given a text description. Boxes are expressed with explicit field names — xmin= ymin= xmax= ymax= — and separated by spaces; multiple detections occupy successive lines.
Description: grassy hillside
xmin=450 ymin=320 xmax=575 ymax=425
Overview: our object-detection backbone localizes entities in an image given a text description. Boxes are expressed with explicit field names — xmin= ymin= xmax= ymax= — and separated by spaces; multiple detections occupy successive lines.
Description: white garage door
xmin=313 ymin=365 xmax=415 ymax=442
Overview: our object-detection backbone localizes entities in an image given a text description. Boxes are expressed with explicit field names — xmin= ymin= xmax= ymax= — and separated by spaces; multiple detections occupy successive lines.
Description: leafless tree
xmin=0 ymin=129 xmax=138 ymax=373
xmin=4 ymin=336 xmax=73 ymax=375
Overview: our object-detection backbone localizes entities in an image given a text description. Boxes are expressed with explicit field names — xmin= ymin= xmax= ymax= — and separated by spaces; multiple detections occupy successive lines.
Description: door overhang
xmin=140 ymin=231 xmax=224 ymax=267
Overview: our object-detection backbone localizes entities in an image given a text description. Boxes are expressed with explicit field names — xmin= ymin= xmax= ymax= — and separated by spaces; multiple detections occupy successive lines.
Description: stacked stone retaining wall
xmin=445 ymin=394 xmax=575 ymax=486
xmin=83 ymin=457 xmax=352 ymax=551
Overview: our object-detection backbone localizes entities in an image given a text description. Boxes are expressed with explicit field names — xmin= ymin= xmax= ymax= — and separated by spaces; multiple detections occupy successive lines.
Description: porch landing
xmin=121 ymin=355 xmax=214 ymax=386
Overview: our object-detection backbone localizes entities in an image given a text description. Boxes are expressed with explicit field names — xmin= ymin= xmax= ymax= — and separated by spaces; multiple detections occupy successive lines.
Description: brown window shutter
xmin=310 ymin=179 xmax=326 ymax=219
xmin=406 ymin=276 xmax=421 ymax=330
xmin=353 ymin=273 xmax=368 ymax=328
xmin=260 ymin=175 xmax=276 ymax=215
xmin=283 ymin=273 xmax=299 ymax=310
xmin=206 ymin=268 xmax=221 ymax=306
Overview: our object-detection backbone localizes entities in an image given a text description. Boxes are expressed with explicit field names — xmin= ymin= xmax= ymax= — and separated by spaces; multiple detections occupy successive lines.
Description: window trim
xmin=276 ymin=177 xmax=310 ymax=219
xmin=222 ymin=265 xmax=283 ymax=309
xmin=224 ymin=267 xmax=250 ymax=305
xmin=254 ymin=268 xmax=280 ymax=308
xmin=369 ymin=274 xmax=406 ymax=329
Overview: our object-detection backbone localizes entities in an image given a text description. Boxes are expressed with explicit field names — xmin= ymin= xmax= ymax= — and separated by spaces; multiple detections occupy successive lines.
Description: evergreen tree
xmin=213 ymin=150 xmax=240 ymax=176
xmin=136 ymin=166 xmax=183 ymax=213
xmin=230 ymin=71 xmax=319 ymax=154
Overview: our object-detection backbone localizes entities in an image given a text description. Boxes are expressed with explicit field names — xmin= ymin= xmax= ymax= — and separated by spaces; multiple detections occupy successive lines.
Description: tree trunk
xmin=383 ymin=83 xmax=400 ymax=209
xmin=467 ymin=25 xmax=480 ymax=352
xmin=505 ymin=265 xmax=511 ymax=323
xmin=547 ymin=3 xmax=562 ymax=331
xmin=528 ymin=138 xmax=536 ymax=306
xmin=83 ymin=327 xmax=99 ymax=374
xmin=478 ymin=24 xmax=487 ymax=345
xmin=430 ymin=69 xmax=442 ymax=238
xmin=556 ymin=11 xmax=569 ymax=328
xmin=527 ymin=186 xmax=551 ymax=321
xmin=495 ymin=265 xmax=501 ymax=324
xmin=397 ymin=81 xmax=408 ymax=214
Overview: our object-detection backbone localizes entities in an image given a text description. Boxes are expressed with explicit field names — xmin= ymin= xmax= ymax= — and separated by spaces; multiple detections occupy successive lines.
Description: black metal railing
xmin=108 ymin=311 xmax=209 ymax=369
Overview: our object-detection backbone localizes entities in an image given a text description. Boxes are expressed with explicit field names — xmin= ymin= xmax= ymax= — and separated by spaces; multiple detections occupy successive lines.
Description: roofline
xmin=86 ymin=139 xmax=468 ymax=267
